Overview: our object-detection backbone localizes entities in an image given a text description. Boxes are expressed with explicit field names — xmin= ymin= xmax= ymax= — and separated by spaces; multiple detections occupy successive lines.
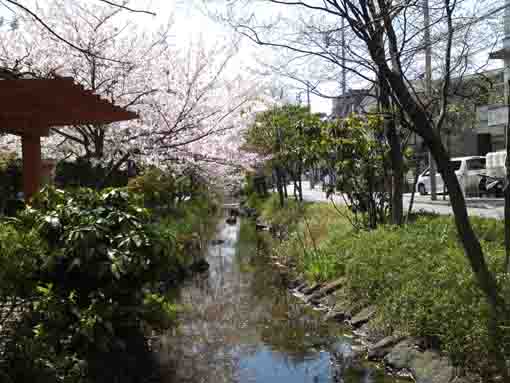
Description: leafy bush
xmin=0 ymin=225 xmax=47 ymax=298
xmin=128 ymin=166 xmax=216 ymax=214
xmin=128 ymin=167 xmax=180 ymax=209
xmin=55 ymin=159 xmax=128 ymax=189
xmin=0 ymin=187 xmax=182 ymax=382
xmin=0 ymin=152 xmax=23 ymax=214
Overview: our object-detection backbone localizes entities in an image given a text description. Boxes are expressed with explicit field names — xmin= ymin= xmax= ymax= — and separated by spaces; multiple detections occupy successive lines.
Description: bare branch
xmin=3 ymin=0 xmax=151 ymax=62
xmin=436 ymin=0 xmax=457 ymax=133
xmin=97 ymin=0 xmax=156 ymax=16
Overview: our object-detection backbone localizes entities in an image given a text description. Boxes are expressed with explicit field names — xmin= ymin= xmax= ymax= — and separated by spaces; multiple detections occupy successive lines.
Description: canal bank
xmin=153 ymin=218 xmax=405 ymax=382
xmin=249 ymin=196 xmax=508 ymax=383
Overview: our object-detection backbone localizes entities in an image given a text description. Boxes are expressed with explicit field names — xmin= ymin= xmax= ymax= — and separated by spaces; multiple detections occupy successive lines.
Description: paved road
xmin=288 ymin=181 xmax=504 ymax=219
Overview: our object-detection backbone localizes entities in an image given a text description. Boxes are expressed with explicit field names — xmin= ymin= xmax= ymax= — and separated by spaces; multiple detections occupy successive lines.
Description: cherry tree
xmin=127 ymin=40 xmax=261 ymax=161
xmin=0 ymin=0 xmax=268 ymax=185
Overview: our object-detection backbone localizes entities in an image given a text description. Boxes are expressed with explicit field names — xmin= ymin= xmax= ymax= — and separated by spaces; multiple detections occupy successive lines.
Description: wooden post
xmin=22 ymin=134 xmax=42 ymax=202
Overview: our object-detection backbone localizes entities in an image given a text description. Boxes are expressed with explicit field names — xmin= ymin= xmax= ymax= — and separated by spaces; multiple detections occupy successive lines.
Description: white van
xmin=485 ymin=150 xmax=506 ymax=178
xmin=416 ymin=156 xmax=486 ymax=196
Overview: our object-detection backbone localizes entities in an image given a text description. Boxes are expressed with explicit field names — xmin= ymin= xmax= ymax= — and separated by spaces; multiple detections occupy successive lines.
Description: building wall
xmin=446 ymin=129 xmax=477 ymax=157
xmin=476 ymin=104 xmax=506 ymax=154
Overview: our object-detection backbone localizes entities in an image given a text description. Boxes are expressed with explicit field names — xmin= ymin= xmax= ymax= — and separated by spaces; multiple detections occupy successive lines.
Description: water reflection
xmin=154 ymin=219 xmax=405 ymax=383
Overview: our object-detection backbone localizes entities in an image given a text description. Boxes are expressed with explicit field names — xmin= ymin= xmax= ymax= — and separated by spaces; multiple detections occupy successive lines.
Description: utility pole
xmin=423 ymin=0 xmax=437 ymax=200
xmin=341 ymin=17 xmax=346 ymax=96
xmin=505 ymin=0 xmax=510 ymax=114
xmin=306 ymin=83 xmax=311 ymax=111
xmin=504 ymin=0 xmax=510 ymax=272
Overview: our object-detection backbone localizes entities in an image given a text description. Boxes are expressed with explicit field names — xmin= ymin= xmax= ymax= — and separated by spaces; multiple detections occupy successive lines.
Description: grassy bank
xmin=255 ymin=195 xmax=510 ymax=376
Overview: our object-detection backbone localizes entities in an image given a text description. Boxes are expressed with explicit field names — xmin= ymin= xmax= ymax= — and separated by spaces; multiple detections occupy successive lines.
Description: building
xmin=331 ymin=89 xmax=375 ymax=118
xmin=331 ymin=68 xmax=506 ymax=159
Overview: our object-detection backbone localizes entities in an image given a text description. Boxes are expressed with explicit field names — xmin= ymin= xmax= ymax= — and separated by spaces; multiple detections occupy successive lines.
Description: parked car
xmin=416 ymin=156 xmax=486 ymax=196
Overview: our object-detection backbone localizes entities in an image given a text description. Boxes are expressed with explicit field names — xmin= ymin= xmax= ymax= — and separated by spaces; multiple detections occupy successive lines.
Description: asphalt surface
xmin=289 ymin=181 xmax=505 ymax=219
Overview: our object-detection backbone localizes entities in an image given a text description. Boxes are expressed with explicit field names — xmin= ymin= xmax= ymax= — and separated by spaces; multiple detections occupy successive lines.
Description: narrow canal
xmin=153 ymin=218 xmax=404 ymax=383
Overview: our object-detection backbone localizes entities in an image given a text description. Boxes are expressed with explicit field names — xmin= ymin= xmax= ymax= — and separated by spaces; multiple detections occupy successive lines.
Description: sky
xmin=2 ymin=0 xmax=507 ymax=115
xmin=140 ymin=0 xmax=506 ymax=114
xmin=127 ymin=0 xmax=334 ymax=113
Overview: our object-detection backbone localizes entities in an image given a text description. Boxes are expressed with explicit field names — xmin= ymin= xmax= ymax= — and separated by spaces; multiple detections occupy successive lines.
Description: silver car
xmin=416 ymin=156 xmax=486 ymax=196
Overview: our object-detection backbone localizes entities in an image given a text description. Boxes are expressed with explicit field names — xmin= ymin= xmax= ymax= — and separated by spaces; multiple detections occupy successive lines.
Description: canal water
xmin=153 ymin=219 xmax=404 ymax=383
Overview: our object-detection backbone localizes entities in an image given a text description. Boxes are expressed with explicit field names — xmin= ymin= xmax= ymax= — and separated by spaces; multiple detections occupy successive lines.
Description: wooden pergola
xmin=0 ymin=77 xmax=138 ymax=201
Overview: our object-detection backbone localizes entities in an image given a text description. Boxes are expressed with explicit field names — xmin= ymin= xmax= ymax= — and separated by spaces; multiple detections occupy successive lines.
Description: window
xmin=408 ymin=132 xmax=417 ymax=146
xmin=450 ymin=161 xmax=462 ymax=171
xmin=467 ymin=158 xmax=486 ymax=170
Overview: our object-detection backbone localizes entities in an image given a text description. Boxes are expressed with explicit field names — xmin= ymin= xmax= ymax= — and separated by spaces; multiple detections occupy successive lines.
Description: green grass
xmin=260 ymin=198 xmax=510 ymax=375
xmin=153 ymin=196 xmax=220 ymax=269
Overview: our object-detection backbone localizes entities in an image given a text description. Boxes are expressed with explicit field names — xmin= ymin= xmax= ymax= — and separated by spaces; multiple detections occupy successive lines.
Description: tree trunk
xmin=506 ymin=150 xmax=510 ymax=273
xmin=380 ymin=65 xmax=503 ymax=302
xmin=406 ymin=160 xmax=421 ymax=223
xmin=97 ymin=152 xmax=130 ymax=189
xmin=94 ymin=124 xmax=105 ymax=159
xmin=385 ymin=109 xmax=404 ymax=225
xmin=275 ymin=167 xmax=285 ymax=208
xmin=379 ymin=76 xmax=404 ymax=225
xmin=297 ymin=163 xmax=303 ymax=202
xmin=367 ymin=168 xmax=377 ymax=229
xmin=437 ymin=139 xmax=509 ymax=379
xmin=505 ymin=136 xmax=510 ymax=273
xmin=419 ymin=120 xmax=503 ymax=311
xmin=378 ymin=65 xmax=508 ymax=377
xmin=505 ymin=82 xmax=510 ymax=273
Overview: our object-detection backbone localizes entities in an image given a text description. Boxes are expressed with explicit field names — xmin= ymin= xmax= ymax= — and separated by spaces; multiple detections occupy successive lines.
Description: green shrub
xmin=0 ymin=224 xmax=47 ymax=298
xmin=55 ymin=159 xmax=128 ymax=189
xmin=128 ymin=166 xmax=218 ymax=216
xmin=0 ymin=152 xmax=23 ymax=214
xmin=0 ymin=187 xmax=181 ymax=382
xmin=128 ymin=167 xmax=178 ymax=208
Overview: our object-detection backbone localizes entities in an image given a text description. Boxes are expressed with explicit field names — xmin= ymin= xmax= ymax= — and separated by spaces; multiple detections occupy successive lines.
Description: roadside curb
xmin=412 ymin=197 xmax=504 ymax=209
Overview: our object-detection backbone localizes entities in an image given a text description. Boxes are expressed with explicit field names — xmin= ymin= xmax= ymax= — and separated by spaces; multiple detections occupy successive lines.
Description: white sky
xmin=144 ymin=0 xmax=506 ymax=114
xmin=2 ymin=0 xmax=507 ymax=115
xmin=129 ymin=0 xmax=334 ymax=113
